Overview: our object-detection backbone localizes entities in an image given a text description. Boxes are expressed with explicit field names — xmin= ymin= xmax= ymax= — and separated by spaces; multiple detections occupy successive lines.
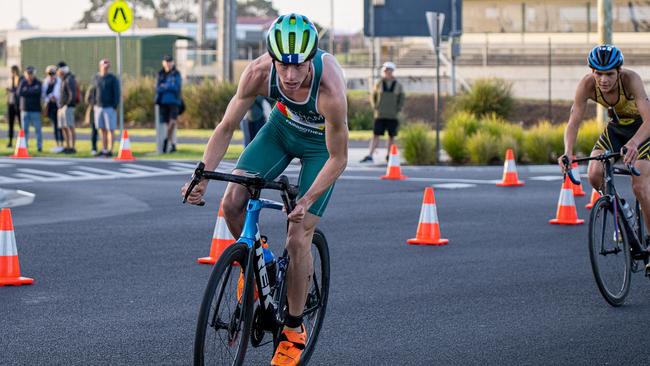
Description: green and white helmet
xmin=266 ymin=14 xmax=319 ymax=64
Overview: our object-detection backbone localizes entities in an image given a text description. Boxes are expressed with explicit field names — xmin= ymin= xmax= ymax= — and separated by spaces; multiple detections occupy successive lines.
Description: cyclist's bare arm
xmin=560 ymin=75 xmax=593 ymax=171
xmin=288 ymin=56 xmax=348 ymax=221
xmin=183 ymin=57 xmax=269 ymax=204
xmin=622 ymin=70 xmax=650 ymax=164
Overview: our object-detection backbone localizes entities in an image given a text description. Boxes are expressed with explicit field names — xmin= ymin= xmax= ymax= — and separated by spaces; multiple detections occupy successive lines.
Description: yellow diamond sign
xmin=107 ymin=0 xmax=133 ymax=33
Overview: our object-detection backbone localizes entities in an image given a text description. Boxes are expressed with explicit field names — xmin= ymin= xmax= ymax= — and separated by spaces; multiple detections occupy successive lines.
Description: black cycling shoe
xmin=360 ymin=155 xmax=373 ymax=163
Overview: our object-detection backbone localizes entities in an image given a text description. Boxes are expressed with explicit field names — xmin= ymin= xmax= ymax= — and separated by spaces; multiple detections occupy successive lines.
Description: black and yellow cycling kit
xmin=593 ymin=75 xmax=650 ymax=160
xmin=235 ymin=49 xmax=334 ymax=217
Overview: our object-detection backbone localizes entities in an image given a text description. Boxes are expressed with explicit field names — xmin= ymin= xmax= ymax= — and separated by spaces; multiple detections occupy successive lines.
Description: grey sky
xmin=0 ymin=0 xmax=363 ymax=33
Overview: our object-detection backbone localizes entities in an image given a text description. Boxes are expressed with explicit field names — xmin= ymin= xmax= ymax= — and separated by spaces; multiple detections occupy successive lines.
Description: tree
xmin=236 ymin=0 xmax=278 ymax=17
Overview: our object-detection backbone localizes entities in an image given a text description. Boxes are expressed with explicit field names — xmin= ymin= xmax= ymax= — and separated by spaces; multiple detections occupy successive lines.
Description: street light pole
xmin=596 ymin=0 xmax=612 ymax=127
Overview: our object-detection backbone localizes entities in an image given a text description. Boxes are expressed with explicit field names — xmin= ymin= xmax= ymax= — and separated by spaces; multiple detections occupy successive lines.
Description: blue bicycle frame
xmin=238 ymin=197 xmax=285 ymax=313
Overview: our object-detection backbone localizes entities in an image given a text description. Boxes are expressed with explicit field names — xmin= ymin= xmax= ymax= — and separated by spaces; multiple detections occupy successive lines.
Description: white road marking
xmin=0 ymin=158 xmax=71 ymax=166
xmin=17 ymin=168 xmax=73 ymax=179
xmin=529 ymin=175 xmax=563 ymax=181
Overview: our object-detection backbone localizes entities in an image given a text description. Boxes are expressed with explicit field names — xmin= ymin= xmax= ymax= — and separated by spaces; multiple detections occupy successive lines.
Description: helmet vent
xmin=300 ymin=30 xmax=310 ymax=53
xmin=289 ymin=32 xmax=296 ymax=53
xmin=275 ymin=29 xmax=284 ymax=53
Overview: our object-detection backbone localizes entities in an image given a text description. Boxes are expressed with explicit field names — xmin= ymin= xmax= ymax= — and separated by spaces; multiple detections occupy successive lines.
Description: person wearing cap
xmin=57 ymin=61 xmax=78 ymax=154
xmin=90 ymin=58 xmax=120 ymax=157
xmin=360 ymin=61 xmax=405 ymax=163
xmin=5 ymin=65 xmax=23 ymax=147
xmin=42 ymin=65 xmax=63 ymax=152
xmin=17 ymin=66 xmax=43 ymax=152
xmin=155 ymin=55 xmax=182 ymax=153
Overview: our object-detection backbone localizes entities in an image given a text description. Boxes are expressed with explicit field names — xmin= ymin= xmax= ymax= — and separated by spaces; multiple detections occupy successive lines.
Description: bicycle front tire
xmin=588 ymin=197 xmax=632 ymax=307
xmin=194 ymin=243 xmax=254 ymax=366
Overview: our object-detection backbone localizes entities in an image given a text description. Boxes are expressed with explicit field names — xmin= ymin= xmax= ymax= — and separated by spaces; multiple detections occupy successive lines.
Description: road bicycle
xmin=564 ymin=151 xmax=649 ymax=306
xmin=184 ymin=162 xmax=330 ymax=365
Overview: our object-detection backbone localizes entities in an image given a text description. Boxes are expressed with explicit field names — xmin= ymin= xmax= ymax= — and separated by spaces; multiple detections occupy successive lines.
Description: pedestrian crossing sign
xmin=107 ymin=0 xmax=133 ymax=33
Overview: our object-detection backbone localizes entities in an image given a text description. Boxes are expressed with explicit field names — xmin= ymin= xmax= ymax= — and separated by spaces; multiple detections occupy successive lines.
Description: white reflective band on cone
xmin=0 ymin=231 xmax=17 ymax=256
xmin=418 ymin=203 xmax=439 ymax=224
xmin=558 ymin=188 xmax=576 ymax=206
xmin=505 ymin=159 xmax=517 ymax=172
xmin=389 ymin=154 xmax=400 ymax=166
xmin=214 ymin=218 xmax=234 ymax=240
xmin=121 ymin=138 xmax=131 ymax=150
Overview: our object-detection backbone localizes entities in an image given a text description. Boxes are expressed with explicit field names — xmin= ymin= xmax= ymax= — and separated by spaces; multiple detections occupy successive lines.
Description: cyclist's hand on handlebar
xmin=287 ymin=199 xmax=308 ymax=223
xmin=622 ymin=142 xmax=639 ymax=166
xmin=181 ymin=180 xmax=207 ymax=206
xmin=557 ymin=154 xmax=571 ymax=174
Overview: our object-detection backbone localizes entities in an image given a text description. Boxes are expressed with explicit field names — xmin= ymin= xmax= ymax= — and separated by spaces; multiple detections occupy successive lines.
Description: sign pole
xmin=117 ymin=31 xmax=124 ymax=139
xmin=107 ymin=0 xmax=132 ymax=142
xmin=426 ymin=11 xmax=445 ymax=163
xmin=435 ymin=14 xmax=441 ymax=163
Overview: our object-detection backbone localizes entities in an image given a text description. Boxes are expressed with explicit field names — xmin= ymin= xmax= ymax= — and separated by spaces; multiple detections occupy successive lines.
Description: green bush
xmin=347 ymin=93 xmax=373 ymax=130
xmin=399 ymin=123 xmax=437 ymax=165
xmin=441 ymin=111 xmax=479 ymax=163
xmin=180 ymin=80 xmax=237 ymax=129
xmin=479 ymin=113 xmax=525 ymax=159
xmin=123 ymin=77 xmax=155 ymax=126
xmin=523 ymin=120 xmax=564 ymax=163
xmin=576 ymin=118 xmax=601 ymax=156
xmin=467 ymin=130 xmax=501 ymax=164
xmin=453 ymin=78 xmax=513 ymax=118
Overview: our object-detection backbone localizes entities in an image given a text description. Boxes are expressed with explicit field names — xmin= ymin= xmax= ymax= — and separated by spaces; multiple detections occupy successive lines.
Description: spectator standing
xmin=5 ymin=65 xmax=23 ymax=147
xmin=360 ymin=62 xmax=405 ymax=163
xmin=240 ymin=96 xmax=271 ymax=147
xmin=91 ymin=59 xmax=120 ymax=157
xmin=57 ymin=62 xmax=78 ymax=154
xmin=155 ymin=55 xmax=182 ymax=153
xmin=17 ymin=66 xmax=43 ymax=152
xmin=42 ymin=65 xmax=63 ymax=152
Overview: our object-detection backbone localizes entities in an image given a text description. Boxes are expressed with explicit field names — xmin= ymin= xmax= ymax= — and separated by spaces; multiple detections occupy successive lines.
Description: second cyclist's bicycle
xmin=184 ymin=162 xmax=330 ymax=365
xmin=565 ymin=151 xmax=649 ymax=306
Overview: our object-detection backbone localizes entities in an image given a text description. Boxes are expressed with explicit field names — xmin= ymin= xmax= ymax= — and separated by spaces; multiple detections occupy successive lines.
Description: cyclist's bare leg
xmin=285 ymin=212 xmax=318 ymax=321
xmin=632 ymin=160 xmax=650 ymax=234
xmin=221 ymin=169 xmax=252 ymax=238
xmin=588 ymin=149 xmax=606 ymax=191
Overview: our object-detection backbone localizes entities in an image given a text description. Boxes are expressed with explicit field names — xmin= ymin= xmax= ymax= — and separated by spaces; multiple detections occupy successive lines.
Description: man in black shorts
xmin=155 ymin=55 xmax=182 ymax=153
xmin=360 ymin=62 xmax=405 ymax=163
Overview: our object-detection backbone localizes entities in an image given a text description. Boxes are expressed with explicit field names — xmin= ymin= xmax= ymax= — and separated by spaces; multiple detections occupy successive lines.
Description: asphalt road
xmin=1 ymin=158 xmax=649 ymax=365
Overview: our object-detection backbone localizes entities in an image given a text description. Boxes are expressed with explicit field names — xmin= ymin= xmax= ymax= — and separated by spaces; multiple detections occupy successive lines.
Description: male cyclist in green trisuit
xmin=182 ymin=14 xmax=348 ymax=365
xmin=559 ymin=45 xmax=650 ymax=264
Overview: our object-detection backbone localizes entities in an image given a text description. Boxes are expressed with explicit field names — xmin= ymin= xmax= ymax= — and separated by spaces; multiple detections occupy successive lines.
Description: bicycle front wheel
xmin=588 ymin=197 xmax=632 ymax=307
xmin=300 ymin=228 xmax=330 ymax=364
xmin=194 ymin=243 xmax=254 ymax=366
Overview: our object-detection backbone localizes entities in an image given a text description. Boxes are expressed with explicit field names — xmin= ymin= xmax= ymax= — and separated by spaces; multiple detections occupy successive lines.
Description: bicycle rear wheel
xmin=588 ymin=197 xmax=632 ymax=307
xmin=194 ymin=243 xmax=254 ymax=366
xmin=273 ymin=229 xmax=330 ymax=364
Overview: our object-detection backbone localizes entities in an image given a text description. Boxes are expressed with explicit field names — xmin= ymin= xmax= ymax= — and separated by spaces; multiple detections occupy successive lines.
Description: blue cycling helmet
xmin=588 ymin=44 xmax=624 ymax=71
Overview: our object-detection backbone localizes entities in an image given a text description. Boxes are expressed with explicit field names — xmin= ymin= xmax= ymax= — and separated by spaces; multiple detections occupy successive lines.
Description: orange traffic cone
xmin=549 ymin=176 xmax=584 ymax=225
xmin=585 ymin=189 xmax=601 ymax=209
xmin=197 ymin=201 xmax=235 ymax=265
xmin=0 ymin=208 xmax=34 ymax=286
xmin=407 ymin=187 xmax=449 ymax=246
xmin=381 ymin=144 xmax=407 ymax=180
xmin=114 ymin=130 xmax=136 ymax=161
xmin=570 ymin=158 xmax=586 ymax=196
xmin=10 ymin=130 xmax=31 ymax=159
xmin=496 ymin=149 xmax=524 ymax=186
